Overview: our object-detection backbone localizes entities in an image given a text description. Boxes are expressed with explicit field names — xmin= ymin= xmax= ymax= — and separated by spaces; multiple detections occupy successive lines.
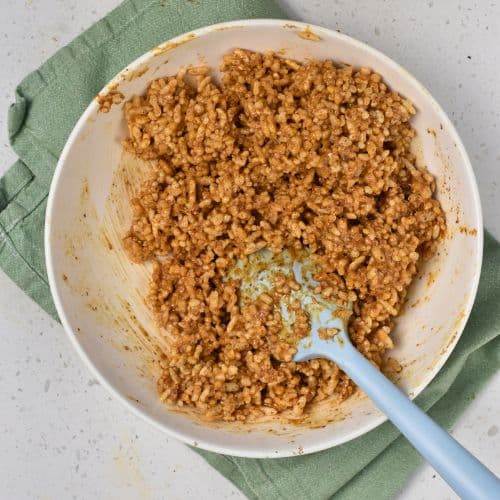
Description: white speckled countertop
xmin=0 ymin=1 xmax=498 ymax=499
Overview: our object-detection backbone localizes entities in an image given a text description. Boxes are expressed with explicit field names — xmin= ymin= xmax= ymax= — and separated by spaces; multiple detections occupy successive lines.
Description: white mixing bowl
xmin=45 ymin=19 xmax=482 ymax=458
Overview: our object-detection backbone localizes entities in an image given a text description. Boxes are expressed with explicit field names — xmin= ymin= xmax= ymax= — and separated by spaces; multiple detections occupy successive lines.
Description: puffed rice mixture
xmin=122 ymin=49 xmax=445 ymax=422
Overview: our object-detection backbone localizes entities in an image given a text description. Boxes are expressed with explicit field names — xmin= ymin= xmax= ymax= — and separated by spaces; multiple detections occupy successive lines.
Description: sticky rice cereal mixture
xmin=121 ymin=49 xmax=445 ymax=422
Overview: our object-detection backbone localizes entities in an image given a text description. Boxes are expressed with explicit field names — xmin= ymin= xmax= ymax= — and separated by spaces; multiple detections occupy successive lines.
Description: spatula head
xmin=229 ymin=248 xmax=352 ymax=363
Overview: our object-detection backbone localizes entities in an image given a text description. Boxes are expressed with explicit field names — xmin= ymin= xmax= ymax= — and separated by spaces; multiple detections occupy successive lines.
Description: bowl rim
xmin=44 ymin=18 xmax=483 ymax=458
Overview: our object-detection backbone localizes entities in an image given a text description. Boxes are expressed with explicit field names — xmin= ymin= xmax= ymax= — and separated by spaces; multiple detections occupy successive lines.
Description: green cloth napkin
xmin=1 ymin=1 xmax=498 ymax=498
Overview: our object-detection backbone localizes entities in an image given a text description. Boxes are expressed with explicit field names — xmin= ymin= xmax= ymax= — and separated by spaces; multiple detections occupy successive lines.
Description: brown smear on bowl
xmin=298 ymin=26 xmax=322 ymax=41
xmin=427 ymin=125 xmax=468 ymax=239
xmin=459 ymin=225 xmax=478 ymax=236
xmin=61 ymin=159 xmax=166 ymax=387
xmin=425 ymin=269 xmax=439 ymax=289
xmin=151 ymin=33 xmax=197 ymax=57
xmin=213 ymin=25 xmax=242 ymax=32
xmin=98 ymin=153 xmax=172 ymax=359
xmin=122 ymin=64 xmax=150 ymax=82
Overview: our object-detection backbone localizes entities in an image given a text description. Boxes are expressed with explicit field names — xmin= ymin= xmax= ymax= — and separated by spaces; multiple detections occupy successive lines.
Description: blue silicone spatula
xmin=233 ymin=249 xmax=500 ymax=499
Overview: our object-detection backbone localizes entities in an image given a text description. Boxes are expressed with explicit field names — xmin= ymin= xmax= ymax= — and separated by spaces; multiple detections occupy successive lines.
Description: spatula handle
xmin=328 ymin=343 xmax=500 ymax=499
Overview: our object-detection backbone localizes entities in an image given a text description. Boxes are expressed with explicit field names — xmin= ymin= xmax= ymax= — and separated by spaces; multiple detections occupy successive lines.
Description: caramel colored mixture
xmin=96 ymin=85 xmax=124 ymax=113
xmin=122 ymin=49 xmax=445 ymax=421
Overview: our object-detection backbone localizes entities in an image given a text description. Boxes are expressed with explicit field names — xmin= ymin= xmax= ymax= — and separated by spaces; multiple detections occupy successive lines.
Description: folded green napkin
xmin=2 ymin=1 xmax=499 ymax=498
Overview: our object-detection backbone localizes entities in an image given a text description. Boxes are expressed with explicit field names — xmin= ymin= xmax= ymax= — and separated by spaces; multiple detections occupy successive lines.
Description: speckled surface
xmin=0 ymin=1 xmax=498 ymax=499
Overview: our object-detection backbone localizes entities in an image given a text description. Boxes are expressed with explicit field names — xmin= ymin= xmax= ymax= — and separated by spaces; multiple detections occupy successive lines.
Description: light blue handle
xmin=325 ymin=341 xmax=500 ymax=500
xmin=236 ymin=247 xmax=499 ymax=497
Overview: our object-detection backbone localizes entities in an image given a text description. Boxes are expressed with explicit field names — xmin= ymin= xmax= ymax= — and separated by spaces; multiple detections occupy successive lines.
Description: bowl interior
xmin=45 ymin=20 xmax=482 ymax=458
